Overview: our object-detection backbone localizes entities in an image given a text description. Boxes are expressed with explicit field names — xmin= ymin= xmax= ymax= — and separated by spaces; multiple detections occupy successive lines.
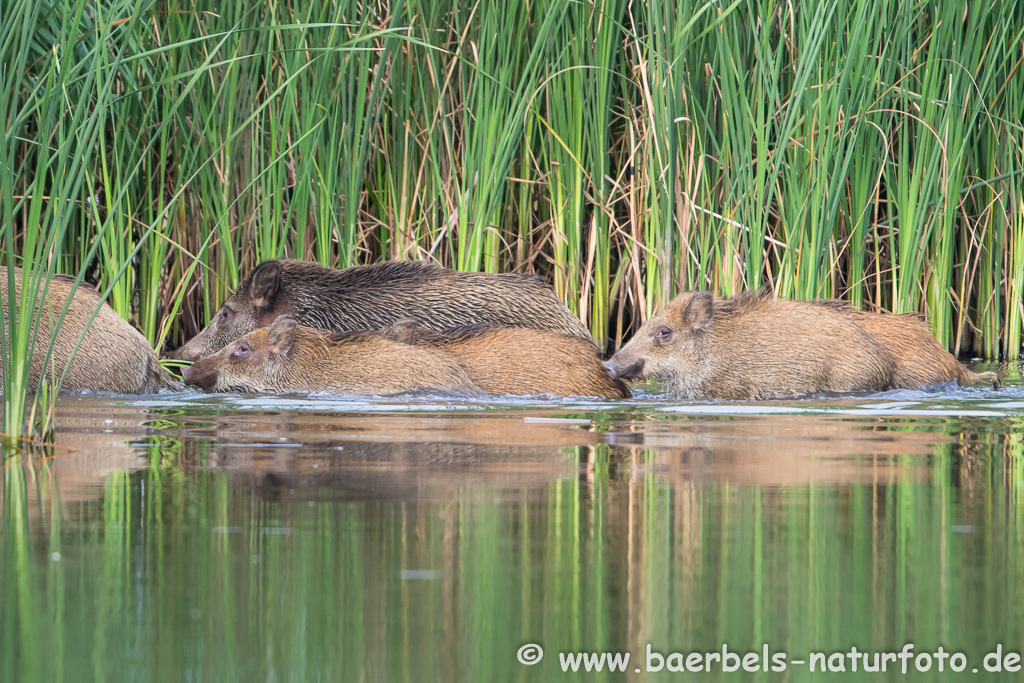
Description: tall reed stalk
xmin=3 ymin=0 xmax=1022 ymax=395
xmin=0 ymin=0 xmax=158 ymax=435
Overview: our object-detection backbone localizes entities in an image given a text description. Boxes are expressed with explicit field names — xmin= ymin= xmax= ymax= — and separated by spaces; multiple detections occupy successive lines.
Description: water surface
xmin=2 ymin=364 xmax=1023 ymax=681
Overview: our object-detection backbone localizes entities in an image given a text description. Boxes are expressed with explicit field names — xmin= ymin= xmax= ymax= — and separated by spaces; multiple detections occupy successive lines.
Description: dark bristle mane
xmin=284 ymin=259 xmax=449 ymax=287
xmin=711 ymin=290 xmax=769 ymax=319
xmin=268 ymin=259 xmax=549 ymax=291
xmin=808 ymin=298 xmax=860 ymax=312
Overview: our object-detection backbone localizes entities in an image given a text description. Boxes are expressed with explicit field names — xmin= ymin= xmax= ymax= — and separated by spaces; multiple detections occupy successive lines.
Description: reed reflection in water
xmin=2 ymin=395 xmax=1023 ymax=682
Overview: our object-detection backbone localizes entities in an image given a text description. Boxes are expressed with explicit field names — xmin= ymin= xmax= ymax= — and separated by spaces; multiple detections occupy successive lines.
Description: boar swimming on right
xmin=169 ymin=259 xmax=593 ymax=361
xmin=183 ymin=316 xmax=480 ymax=396
xmin=603 ymin=290 xmax=897 ymax=400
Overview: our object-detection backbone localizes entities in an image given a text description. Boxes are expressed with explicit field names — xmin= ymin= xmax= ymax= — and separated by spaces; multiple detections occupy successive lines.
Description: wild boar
xmin=383 ymin=319 xmax=630 ymax=398
xmin=603 ymin=290 xmax=896 ymax=399
xmin=1 ymin=267 xmax=179 ymax=394
xmin=814 ymin=302 xmax=1000 ymax=388
xmin=182 ymin=315 xmax=481 ymax=396
xmin=169 ymin=259 xmax=593 ymax=361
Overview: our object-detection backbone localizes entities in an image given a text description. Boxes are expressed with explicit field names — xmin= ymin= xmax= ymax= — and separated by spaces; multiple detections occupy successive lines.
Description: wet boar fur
xmin=0 ymin=267 xmax=179 ymax=394
xmin=383 ymin=320 xmax=630 ymax=398
xmin=811 ymin=301 xmax=1000 ymax=388
xmin=604 ymin=290 xmax=897 ymax=399
xmin=169 ymin=259 xmax=593 ymax=360
xmin=183 ymin=316 xmax=481 ymax=396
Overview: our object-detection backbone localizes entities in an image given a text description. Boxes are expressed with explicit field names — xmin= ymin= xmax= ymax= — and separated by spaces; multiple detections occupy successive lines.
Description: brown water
xmin=2 ymin=365 xmax=1023 ymax=681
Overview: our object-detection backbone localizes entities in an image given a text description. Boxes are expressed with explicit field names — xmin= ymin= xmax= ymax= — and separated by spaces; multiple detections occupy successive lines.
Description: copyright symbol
xmin=517 ymin=643 xmax=544 ymax=665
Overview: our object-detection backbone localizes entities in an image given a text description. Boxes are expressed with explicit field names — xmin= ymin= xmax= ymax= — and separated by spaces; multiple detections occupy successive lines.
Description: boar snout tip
xmin=604 ymin=357 xmax=644 ymax=381
xmin=602 ymin=360 xmax=619 ymax=380
xmin=182 ymin=366 xmax=216 ymax=392
xmin=164 ymin=347 xmax=199 ymax=362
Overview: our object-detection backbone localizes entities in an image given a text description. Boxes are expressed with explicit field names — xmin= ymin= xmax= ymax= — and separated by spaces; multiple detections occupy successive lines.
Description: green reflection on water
xmin=2 ymin=401 xmax=1024 ymax=682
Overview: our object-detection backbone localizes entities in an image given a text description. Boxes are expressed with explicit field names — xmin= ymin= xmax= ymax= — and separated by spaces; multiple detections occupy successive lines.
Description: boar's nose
xmin=601 ymin=360 xmax=618 ymax=379
xmin=165 ymin=346 xmax=200 ymax=362
xmin=182 ymin=362 xmax=219 ymax=391
xmin=603 ymin=357 xmax=644 ymax=381
xmin=181 ymin=364 xmax=211 ymax=389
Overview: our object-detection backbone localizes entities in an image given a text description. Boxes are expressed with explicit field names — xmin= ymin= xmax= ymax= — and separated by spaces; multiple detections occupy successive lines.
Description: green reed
xmin=0 ymin=0 xmax=149 ymax=434
xmin=2 ymin=0 xmax=1023 ymax=419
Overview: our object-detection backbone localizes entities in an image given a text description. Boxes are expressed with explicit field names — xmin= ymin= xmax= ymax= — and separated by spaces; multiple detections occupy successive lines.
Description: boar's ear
xmin=383 ymin=318 xmax=419 ymax=345
xmin=681 ymin=291 xmax=714 ymax=331
xmin=249 ymin=261 xmax=283 ymax=310
xmin=266 ymin=316 xmax=297 ymax=356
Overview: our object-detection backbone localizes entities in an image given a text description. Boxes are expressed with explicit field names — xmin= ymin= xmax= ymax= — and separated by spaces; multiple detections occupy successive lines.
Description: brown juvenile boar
xmin=603 ymin=290 xmax=897 ymax=399
xmin=182 ymin=316 xmax=481 ymax=396
xmin=383 ymin=320 xmax=631 ymax=398
xmin=813 ymin=302 xmax=999 ymax=388
xmin=1 ymin=267 xmax=179 ymax=394
xmin=169 ymin=259 xmax=593 ymax=361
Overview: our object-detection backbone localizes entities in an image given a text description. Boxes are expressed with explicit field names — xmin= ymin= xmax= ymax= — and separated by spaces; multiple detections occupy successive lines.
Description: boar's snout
xmin=182 ymin=361 xmax=218 ymax=391
xmin=603 ymin=357 xmax=644 ymax=381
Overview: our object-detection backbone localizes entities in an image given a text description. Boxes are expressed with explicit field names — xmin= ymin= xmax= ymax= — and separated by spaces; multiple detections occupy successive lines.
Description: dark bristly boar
xmin=169 ymin=259 xmax=593 ymax=361
xmin=812 ymin=302 xmax=1000 ymax=388
xmin=1 ymin=267 xmax=179 ymax=394
xmin=383 ymin=320 xmax=630 ymax=398
xmin=182 ymin=316 xmax=481 ymax=396
xmin=603 ymin=290 xmax=897 ymax=399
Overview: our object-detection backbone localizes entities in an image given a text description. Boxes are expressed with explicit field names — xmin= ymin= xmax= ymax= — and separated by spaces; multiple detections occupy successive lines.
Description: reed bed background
xmin=2 ymin=0 xmax=1023 ymax=400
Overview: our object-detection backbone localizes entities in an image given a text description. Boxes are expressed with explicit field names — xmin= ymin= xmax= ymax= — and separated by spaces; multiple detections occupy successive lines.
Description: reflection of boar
xmin=182 ymin=316 xmax=480 ymax=396
xmin=609 ymin=414 xmax=945 ymax=485
xmin=1 ymin=267 xmax=178 ymax=393
xmin=384 ymin=320 xmax=630 ymax=398
xmin=168 ymin=259 xmax=592 ymax=361
xmin=603 ymin=291 xmax=896 ymax=399
xmin=813 ymin=303 xmax=999 ymax=388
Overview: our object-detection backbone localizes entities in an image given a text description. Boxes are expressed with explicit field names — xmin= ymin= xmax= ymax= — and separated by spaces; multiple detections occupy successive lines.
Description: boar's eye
xmin=653 ymin=325 xmax=673 ymax=342
xmin=233 ymin=343 xmax=250 ymax=358
xmin=218 ymin=308 xmax=233 ymax=323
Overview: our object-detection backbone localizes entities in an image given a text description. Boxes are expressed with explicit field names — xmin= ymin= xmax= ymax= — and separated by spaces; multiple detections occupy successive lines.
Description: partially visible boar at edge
xmin=1 ymin=267 xmax=179 ymax=394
